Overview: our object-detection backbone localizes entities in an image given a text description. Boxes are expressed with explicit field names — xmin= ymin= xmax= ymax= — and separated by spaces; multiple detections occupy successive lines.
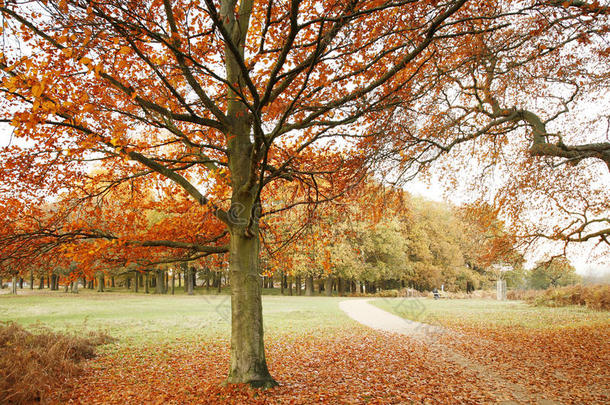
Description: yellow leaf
xmin=31 ymin=83 xmax=44 ymax=98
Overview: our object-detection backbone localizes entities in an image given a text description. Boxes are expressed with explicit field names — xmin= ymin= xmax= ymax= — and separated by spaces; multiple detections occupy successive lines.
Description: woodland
xmin=0 ymin=0 xmax=609 ymax=397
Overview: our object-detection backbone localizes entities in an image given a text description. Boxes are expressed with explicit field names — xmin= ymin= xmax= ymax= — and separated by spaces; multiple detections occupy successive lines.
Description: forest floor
xmin=1 ymin=292 xmax=608 ymax=404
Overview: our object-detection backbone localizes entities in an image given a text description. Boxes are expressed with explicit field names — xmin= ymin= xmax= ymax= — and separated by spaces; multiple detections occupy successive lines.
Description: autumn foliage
xmin=0 ymin=322 xmax=112 ymax=404
xmin=530 ymin=284 xmax=610 ymax=311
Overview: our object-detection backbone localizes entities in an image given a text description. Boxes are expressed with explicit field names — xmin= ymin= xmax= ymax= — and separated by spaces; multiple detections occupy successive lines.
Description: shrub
xmin=506 ymin=289 xmax=540 ymax=301
xmin=530 ymin=284 xmax=610 ymax=311
xmin=0 ymin=322 xmax=114 ymax=404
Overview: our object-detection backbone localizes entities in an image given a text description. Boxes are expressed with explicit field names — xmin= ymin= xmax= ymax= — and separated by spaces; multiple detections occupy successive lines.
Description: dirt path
xmin=339 ymin=299 xmax=560 ymax=405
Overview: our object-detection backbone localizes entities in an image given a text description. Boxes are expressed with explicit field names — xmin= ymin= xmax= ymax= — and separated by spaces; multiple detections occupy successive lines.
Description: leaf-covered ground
xmin=51 ymin=323 xmax=609 ymax=404
xmin=437 ymin=324 xmax=610 ymax=404
xmin=4 ymin=295 xmax=607 ymax=404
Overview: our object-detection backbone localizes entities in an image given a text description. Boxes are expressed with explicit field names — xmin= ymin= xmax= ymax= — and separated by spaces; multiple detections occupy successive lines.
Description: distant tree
xmin=528 ymin=258 xmax=581 ymax=290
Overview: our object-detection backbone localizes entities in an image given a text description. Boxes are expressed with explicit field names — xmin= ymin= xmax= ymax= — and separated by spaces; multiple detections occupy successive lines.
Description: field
xmin=1 ymin=292 xmax=609 ymax=404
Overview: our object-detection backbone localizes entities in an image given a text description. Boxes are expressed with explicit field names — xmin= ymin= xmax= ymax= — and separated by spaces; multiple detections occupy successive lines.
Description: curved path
xmin=339 ymin=298 xmax=560 ymax=405
xmin=339 ymin=298 xmax=444 ymax=341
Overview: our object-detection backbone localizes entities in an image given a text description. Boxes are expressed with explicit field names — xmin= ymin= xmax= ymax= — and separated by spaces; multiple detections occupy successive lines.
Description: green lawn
xmin=372 ymin=297 xmax=610 ymax=329
xmin=0 ymin=291 xmax=356 ymax=349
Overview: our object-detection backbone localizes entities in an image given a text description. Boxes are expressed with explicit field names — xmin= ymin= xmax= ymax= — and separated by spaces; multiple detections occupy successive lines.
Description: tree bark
xmin=183 ymin=263 xmax=193 ymax=295
xmin=38 ymin=276 xmax=43 ymax=289
xmin=19 ymin=277 xmax=23 ymax=289
xmin=111 ymin=276 xmax=115 ymax=288
xmin=156 ymin=270 xmax=164 ymax=294
xmin=97 ymin=274 xmax=104 ymax=292
xmin=226 ymin=227 xmax=275 ymax=387
xmin=288 ymin=276 xmax=293 ymax=296
xmin=305 ymin=276 xmax=314 ymax=296
xmin=145 ymin=272 xmax=149 ymax=294
xmin=134 ymin=273 xmax=139 ymax=293
xmin=171 ymin=272 xmax=175 ymax=295
xmin=338 ymin=277 xmax=345 ymax=297
xmin=295 ymin=276 xmax=301 ymax=296
xmin=325 ymin=277 xmax=333 ymax=296
xmin=11 ymin=275 xmax=17 ymax=294
xmin=29 ymin=270 xmax=34 ymax=290
xmin=217 ymin=271 xmax=222 ymax=293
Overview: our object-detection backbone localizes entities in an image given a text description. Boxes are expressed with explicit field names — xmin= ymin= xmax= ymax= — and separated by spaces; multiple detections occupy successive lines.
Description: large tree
xmin=1 ymin=0 xmax=607 ymax=387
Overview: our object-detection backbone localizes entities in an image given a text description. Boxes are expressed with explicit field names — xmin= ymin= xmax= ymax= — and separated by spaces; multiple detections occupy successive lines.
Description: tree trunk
xmin=267 ymin=275 xmax=273 ymax=289
xmin=325 ymin=277 xmax=333 ymax=297
xmin=38 ymin=276 xmax=44 ymax=289
xmin=134 ymin=273 xmax=139 ymax=293
xmin=72 ymin=279 xmax=79 ymax=293
xmin=171 ymin=272 xmax=175 ymax=295
xmin=184 ymin=263 xmax=193 ymax=295
xmin=19 ymin=277 xmax=23 ymax=289
xmin=280 ymin=271 xmax=284 ymax=295
xmin=29 ymin=270 xmax=34 ymax=290
xmin=305 ymin=276 xmax=314 ymax=296
xmin=191 ymin=267 xmax=197 ymax=290
xmin=226 ymin=228 xmax=276 ymax=387
xmin=288 ymin=276 xmax=293 ymax=296
xmin=11 ymin=275 xmax=17 ymax=294
xmin=217 ymin=271 xmax=222 ymax=294
xmin=126 ymin=276 xmax=131 ymax=290
xmin=338 ymin=277 xmax=345 ymax=297
xmin=165 ymin=271 xmax=169 ymax=294
xmin=145 ymin=272 xmax=149 ymax=294
xmin=97 ymin=274 xmax=104 ymax=292
xmin=155 ymin=270 xmax=164 ymax=294
xmin=295 ymin=276 xmax=301 ymax=296
xmin=206 ymin=269 xmax=210 ymax=291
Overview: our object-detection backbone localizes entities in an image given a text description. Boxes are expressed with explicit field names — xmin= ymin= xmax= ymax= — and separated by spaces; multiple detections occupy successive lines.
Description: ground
xmin=1 ymin=292 xmax=608 ymax=404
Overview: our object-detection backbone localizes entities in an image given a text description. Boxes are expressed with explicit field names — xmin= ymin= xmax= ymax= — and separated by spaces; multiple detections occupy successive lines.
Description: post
xmin=496 ymin=279 xmax=507 ymax=301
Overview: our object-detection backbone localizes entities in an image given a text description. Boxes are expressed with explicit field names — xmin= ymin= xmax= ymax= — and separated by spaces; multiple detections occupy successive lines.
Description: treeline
xmin=262 ymin=190 xmax=521 ymax=295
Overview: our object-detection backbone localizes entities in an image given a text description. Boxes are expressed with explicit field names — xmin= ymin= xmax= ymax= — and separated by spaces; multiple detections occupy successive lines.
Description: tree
xmin=528 ymin=258 xmax=581 ymax=289
xmin=371 ymin=1 xmax=610 ymax=259
xmin=1 ymin=0 xmax=606 ymax=387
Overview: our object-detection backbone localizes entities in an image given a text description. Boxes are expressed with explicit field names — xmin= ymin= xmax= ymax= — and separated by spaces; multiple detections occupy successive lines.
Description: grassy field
xmin=0 ymin=291 xmax=356 ymax=348
xmin=372 ymin=297 xmax=610 ymax=329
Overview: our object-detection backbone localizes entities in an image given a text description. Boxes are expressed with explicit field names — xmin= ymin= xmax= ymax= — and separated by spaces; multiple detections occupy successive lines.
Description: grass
xmin=0 ymin=291 xmax=356 ymax=349
xmin=372 ymin=297 xmax=610 ymax=329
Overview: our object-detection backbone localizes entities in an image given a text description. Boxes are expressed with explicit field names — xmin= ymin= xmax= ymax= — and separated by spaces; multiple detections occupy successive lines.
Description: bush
xmin=0 ymin=322 xmax=114 ymax=404
xmin=530 ymin=284 xmax=610 ymax=311
xmin=506 ymin=289 xmax=540 ymax=301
